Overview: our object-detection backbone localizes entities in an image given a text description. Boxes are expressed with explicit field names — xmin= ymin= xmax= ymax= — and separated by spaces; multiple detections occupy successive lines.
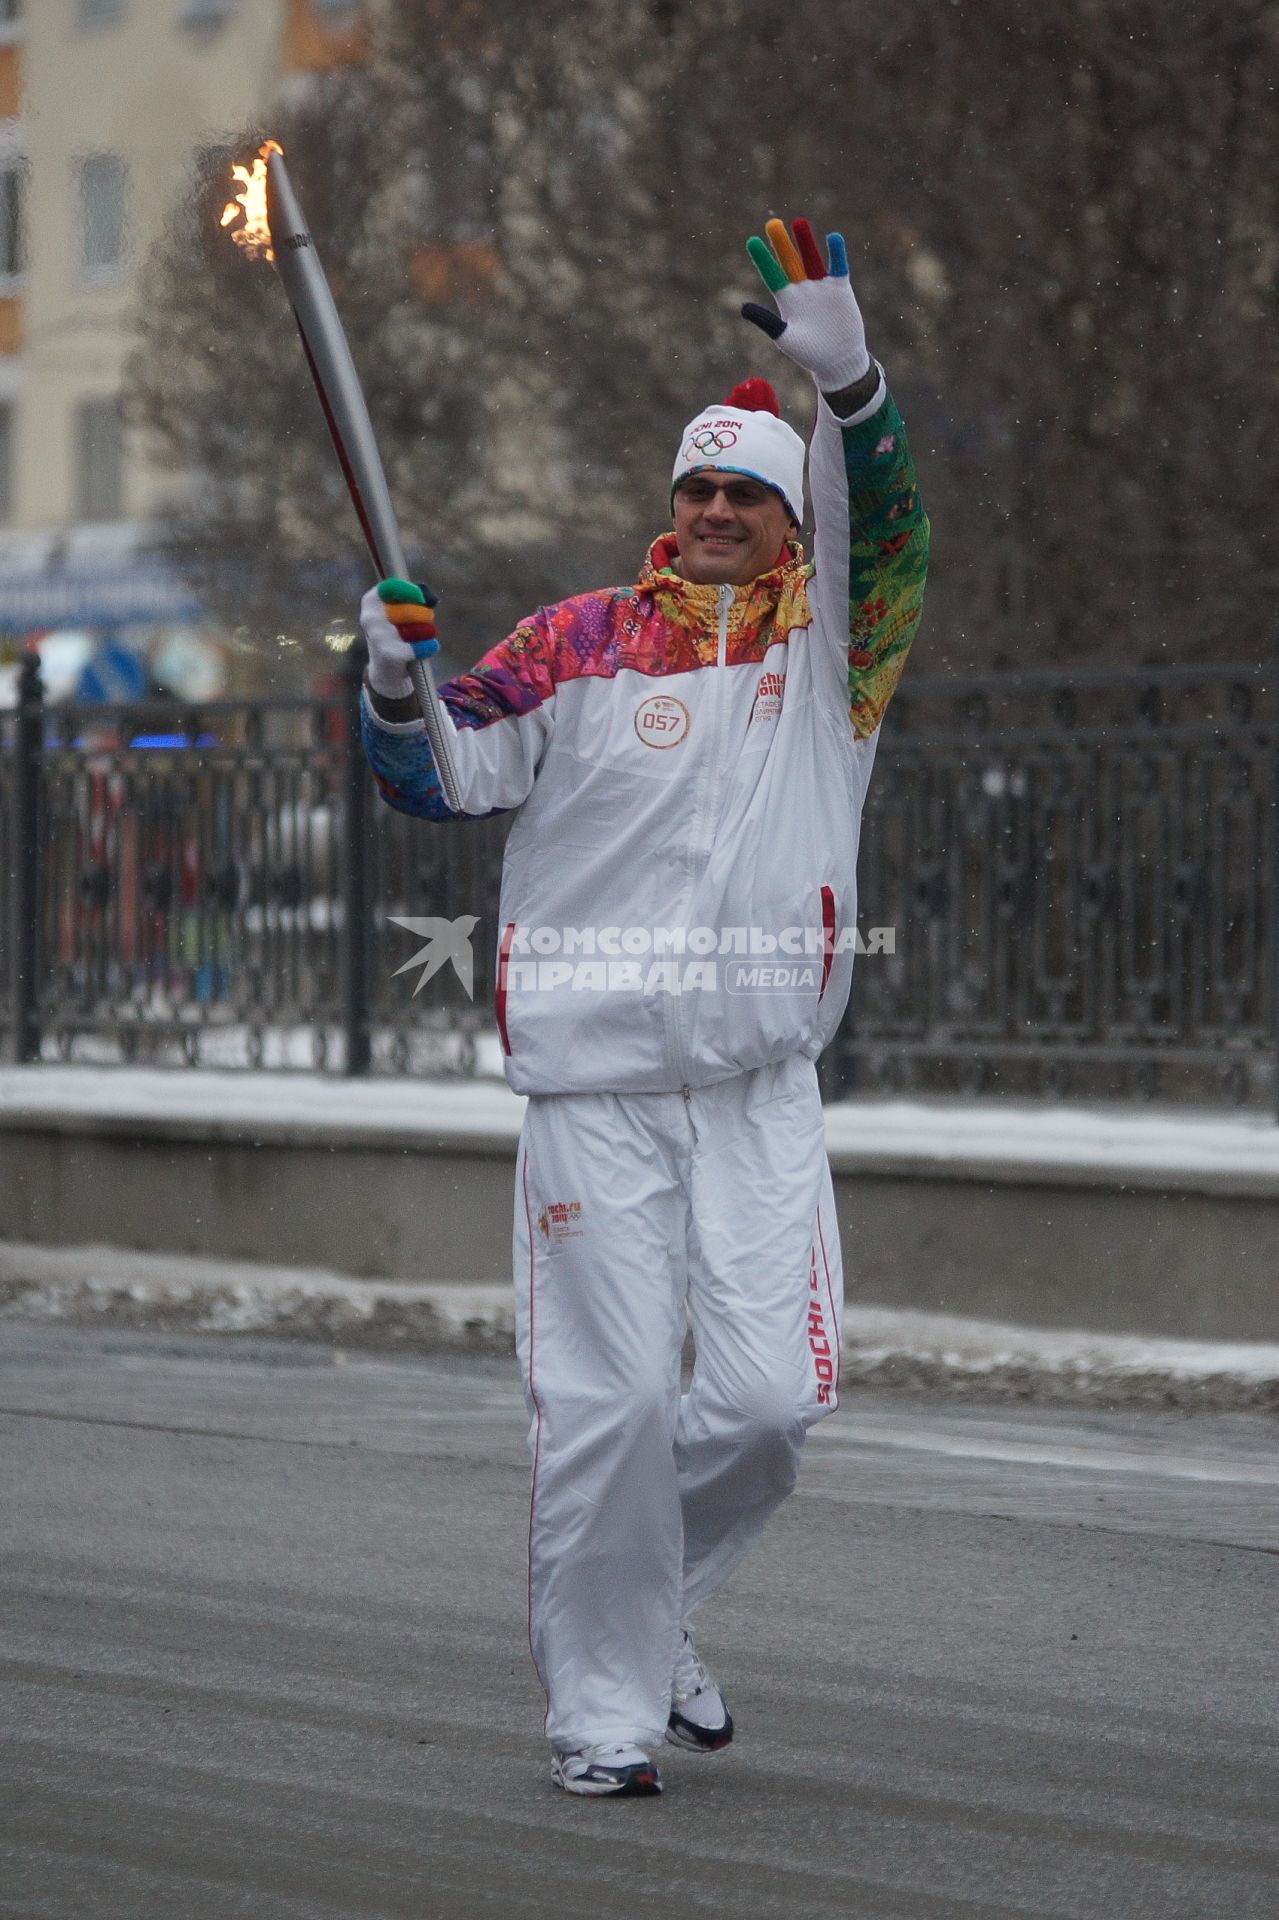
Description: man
xmin=359 ymin=217 xmax=929 ymax=1797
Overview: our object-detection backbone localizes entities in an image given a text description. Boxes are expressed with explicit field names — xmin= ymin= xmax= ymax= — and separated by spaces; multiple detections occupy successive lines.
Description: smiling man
xmin=359 ymin=217 xmax=929 ymax=1798
xmin=673 ymin=463 xmax=793 ymax=583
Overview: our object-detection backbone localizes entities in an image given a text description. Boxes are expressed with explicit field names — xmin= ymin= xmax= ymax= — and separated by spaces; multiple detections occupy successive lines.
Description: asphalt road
xmin=1 ymin=1323 xmax=1276 ymax=1920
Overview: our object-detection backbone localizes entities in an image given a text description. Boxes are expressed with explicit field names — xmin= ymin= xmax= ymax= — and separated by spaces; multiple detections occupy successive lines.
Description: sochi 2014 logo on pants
xmin=538 ymin=1200 xmax=584 ymax=1244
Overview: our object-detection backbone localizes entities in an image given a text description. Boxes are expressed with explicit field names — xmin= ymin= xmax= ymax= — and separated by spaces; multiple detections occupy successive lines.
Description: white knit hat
xmin=671 ymin=378 xmax=805 ymax=525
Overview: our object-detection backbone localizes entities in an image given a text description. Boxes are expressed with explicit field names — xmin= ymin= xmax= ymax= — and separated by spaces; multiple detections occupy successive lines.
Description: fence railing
xmin=830 ymin=661 xmax=1278 ymax=1108
xmin=1 ymin=649 xmax=505 ymax=1077
xmin=2 ymin=651 xmax=1276 ymax=1105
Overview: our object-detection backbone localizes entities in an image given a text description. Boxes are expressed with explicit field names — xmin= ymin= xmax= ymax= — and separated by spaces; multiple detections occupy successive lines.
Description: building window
xmin=0 ymin=402 xmax=13 ymax=522
xmin=75 ymin=154 xmax=128 ymax=280
xmin=76 ymin=0 xmax=124 ymax=27
xmin=75 ymin=398 xmax=124 ymax=522
xmin=0 ymin=161 xmax=24 ymax=280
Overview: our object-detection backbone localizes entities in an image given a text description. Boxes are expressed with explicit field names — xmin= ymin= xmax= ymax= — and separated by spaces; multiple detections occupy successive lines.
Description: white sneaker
xmin=551 ymin=1742 xmax=663 ymax=1797
xmin=666 ymin=1630 xmax=734 ymax=1752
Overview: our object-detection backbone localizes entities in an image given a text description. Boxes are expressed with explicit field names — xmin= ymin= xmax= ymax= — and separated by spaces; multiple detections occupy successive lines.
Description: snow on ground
xmin=822 ymin=1098 xmax=1279 ymax=1187
xmin=0 ymin=1062 xmax=526 ymax=1141
xmin=5 ymin=1062 xmax=1279 ymax=1186
xmin=1 ymin=1242 xmax=1276 ymax=1412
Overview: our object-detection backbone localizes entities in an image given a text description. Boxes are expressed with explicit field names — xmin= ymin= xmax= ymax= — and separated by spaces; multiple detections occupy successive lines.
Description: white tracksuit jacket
xmin=361 ymin=383 xmax=928 ymax=1093
xmin=363 ymin=382 xmax=928 ymax=1757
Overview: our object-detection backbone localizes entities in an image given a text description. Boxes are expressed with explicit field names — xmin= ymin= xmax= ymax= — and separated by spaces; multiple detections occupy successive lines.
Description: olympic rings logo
xmin=684 ymin=426 xmax=739 ymax=459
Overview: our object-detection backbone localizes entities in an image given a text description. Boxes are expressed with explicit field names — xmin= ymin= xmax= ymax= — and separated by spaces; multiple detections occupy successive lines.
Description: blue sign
xmin=0 ymin=560 xmax=203 ymax=634
xmin=76 ymin=642 xmax=150 ymax=704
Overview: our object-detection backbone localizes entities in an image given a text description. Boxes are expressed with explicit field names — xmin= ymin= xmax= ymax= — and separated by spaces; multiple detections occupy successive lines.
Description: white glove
xmin=360 ymin=580 xmax=439 ymax=702
xmin=741 ymin=217 xmax=873 ymax=393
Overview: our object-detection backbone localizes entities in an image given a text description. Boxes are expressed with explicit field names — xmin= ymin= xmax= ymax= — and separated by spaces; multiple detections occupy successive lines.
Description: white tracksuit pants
xmin=513 ymin=1053 xmax=843 ymax=1755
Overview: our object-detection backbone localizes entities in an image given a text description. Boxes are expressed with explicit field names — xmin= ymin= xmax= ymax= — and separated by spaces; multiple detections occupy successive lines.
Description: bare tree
xmin=127 ymin=0 xmax=1277 ymax=682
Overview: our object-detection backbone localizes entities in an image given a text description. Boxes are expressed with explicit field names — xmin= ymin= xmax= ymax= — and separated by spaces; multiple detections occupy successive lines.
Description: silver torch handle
xmin=265 ymin=149 xmax=463 ymax=815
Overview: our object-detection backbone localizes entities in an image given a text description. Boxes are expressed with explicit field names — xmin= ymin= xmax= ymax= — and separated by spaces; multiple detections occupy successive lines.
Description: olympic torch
xmin=221 ymin=143 xmax=462 ymax=813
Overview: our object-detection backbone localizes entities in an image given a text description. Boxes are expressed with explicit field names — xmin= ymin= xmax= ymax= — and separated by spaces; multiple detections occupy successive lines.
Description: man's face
xmin=672 ymin=471 xmax=793 ymax=585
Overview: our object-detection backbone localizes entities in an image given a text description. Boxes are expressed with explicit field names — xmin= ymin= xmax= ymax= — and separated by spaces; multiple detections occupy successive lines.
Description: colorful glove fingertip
xmin=377 ymin=574 xmax=440 ymax=610
xmin=377 ymin=576 xmax=440 ymax=658
xmin=746 ymin=219 xmax=847 ymax=292
xmin=745 ymin=232 xmax=789 ymax=294
xmin=740 ymin=299 xmax=786 ymax=340
xmin=792 ymin=217 xmax=827 ymax=280
xmin=764 ymin=217 xmax=806 ymax=283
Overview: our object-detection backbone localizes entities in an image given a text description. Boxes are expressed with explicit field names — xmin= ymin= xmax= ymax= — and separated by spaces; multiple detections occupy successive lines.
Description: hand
xmin=741 ymin=218 xmax=871 ymax=393
xmin=360 ymin=577 xmax=439 ymax=702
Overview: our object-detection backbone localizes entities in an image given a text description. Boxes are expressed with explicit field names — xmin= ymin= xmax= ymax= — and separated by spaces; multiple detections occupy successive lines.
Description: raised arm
xmin=742 ymin=216 xmax=929 ymax=739
xmin=360 ymin=587 xmax=556 ymax=822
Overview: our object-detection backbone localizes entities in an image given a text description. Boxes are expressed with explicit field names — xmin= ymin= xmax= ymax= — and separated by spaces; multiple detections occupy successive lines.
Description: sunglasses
xmin=675 ymin=477 xmax=777 ymax=510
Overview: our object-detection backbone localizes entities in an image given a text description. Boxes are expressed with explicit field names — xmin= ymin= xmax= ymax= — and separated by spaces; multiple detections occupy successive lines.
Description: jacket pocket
xmin=818 ymin=885 xmax=837 ymax=1001
xmin=495 ymin=921 xmax=515 ymax=1055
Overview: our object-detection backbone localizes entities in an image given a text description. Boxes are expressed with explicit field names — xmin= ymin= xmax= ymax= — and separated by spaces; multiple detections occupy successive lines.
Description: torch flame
xmin=220 ymin=139 xmax=283 ymax=262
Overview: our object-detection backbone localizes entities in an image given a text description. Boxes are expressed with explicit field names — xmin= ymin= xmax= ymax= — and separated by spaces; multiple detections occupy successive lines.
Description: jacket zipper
xmin=704 ymin=582 xmax=732 ymax=824
xmin=716 ymin=581 xmax=730 ymax=670
xmin=667 ymin=584 xmax=733 ymax=1088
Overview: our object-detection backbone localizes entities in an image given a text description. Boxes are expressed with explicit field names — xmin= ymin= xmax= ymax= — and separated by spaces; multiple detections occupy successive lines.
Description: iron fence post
xmin=1273 ymin=636 xmax=1279 ymax=1124
xmin=340 ymin=642 xmax=371 ymax=1075
xmin=11 ymin=650 xmax=43 ymax=1063
xmin=819 ymin=1011 xmax=857 ymax=1104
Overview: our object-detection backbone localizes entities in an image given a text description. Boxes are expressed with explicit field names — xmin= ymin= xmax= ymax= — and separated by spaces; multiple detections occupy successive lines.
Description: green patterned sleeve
xmin=841 ymin=391 xmax=930 ymax=739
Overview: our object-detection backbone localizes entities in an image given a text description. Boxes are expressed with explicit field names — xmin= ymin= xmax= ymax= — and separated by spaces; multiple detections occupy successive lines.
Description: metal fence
xmin=2 ymin=652 xmax=1276 ymax=1105
xmin=833 ymin=661 xmax=1277 ymax=1108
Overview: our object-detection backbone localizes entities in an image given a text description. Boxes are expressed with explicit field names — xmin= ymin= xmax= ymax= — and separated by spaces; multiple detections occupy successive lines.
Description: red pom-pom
xmin=722 ymin=377 xmax=780 ymax=416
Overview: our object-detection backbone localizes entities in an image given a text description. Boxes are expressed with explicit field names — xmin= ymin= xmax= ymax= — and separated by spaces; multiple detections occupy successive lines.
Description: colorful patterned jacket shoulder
xmin=361 ymin=381 xmax=928 ymax=825
xmin=444 ymin=537 xmax=813 ymax=725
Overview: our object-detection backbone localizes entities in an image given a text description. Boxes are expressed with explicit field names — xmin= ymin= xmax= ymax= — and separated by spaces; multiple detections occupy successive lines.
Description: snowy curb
xmin=832 ymin=1308 xmax=1279 ymax=1413
xmin=0 ymin=1244 xmax=514 ymax=1352
xmin=2 ymin=1243 xmax=1277 ymax=1412
xmin=8 ymin=1067 xmax=1279 ymax=1194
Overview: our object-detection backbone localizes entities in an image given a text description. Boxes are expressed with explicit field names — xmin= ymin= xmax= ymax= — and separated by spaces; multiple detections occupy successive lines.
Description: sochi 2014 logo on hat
xmin=683 ymin=424 xmax=739 ymax=461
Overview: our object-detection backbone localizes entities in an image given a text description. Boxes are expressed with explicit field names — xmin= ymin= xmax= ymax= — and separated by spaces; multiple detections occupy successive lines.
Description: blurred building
xmin=0 ymin=0 xmax=363 ymax=700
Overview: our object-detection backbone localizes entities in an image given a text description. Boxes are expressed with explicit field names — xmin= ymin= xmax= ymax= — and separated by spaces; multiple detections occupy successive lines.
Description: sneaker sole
xmin=665 ymin=1709 xmax=734 ymax=1753
xmin=552 ymin=1760 xmax=663 ymax=1797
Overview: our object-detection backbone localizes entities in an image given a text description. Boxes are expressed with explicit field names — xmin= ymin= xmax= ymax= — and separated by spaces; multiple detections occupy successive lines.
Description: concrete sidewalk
xmin=5 ymin=1068 xmax=1279 ymax=1342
